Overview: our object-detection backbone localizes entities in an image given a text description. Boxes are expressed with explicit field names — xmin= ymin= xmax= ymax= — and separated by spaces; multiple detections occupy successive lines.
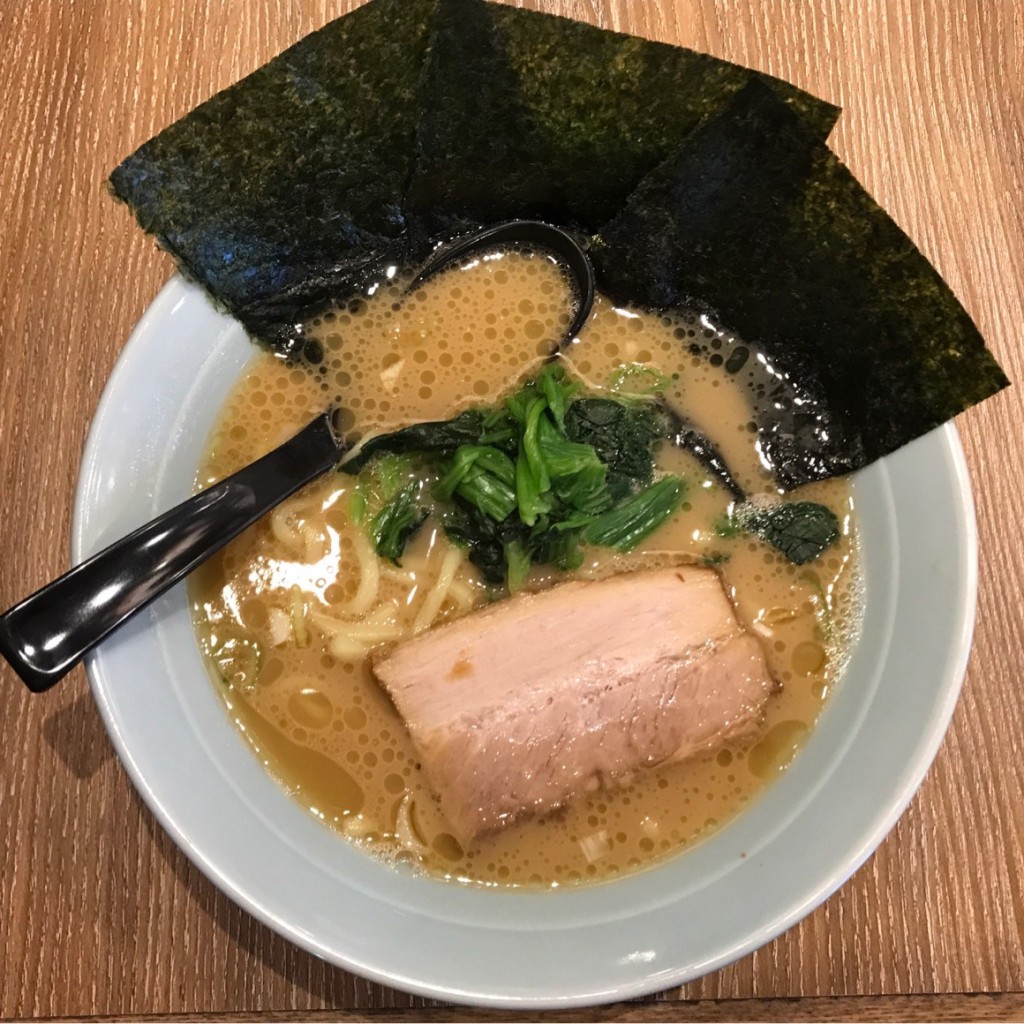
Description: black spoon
xmin=409 ymin=219 xmax=595 ymax=346
xmin=0 ymin=220 xmax=596 ymax=693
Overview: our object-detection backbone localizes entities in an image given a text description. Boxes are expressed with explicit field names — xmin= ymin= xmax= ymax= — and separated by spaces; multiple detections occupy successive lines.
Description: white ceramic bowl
xmin=75 ymin=275 xmax=977 ymax=1008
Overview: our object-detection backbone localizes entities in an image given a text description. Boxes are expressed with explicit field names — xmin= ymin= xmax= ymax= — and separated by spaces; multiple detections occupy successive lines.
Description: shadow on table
xmin=41 ymin=686 xmax=116 ymax=779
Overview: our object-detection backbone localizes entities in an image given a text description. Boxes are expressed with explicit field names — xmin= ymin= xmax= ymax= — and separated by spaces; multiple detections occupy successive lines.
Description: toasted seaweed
xmin=110 ymin=0 xmax=836 ymax=352
xmin=109 ymin=3 xmax=1005 ymax=489
xmin=109 ymin=0 xmax=442 ymax=352
xmin=410 ymin=0 xmax=839 ymax=230
xmin=593 ymin=81 xmax=1008 ymax=487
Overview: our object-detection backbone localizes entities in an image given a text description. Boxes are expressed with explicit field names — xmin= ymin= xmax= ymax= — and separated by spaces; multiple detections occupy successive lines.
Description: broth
xmin=189 ymin=251 xmax=862 ymax=888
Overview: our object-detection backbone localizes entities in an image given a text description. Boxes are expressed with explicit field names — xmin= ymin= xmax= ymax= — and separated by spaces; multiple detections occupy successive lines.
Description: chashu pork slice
xmin=372 ymin=565 xmax=775 ymax=843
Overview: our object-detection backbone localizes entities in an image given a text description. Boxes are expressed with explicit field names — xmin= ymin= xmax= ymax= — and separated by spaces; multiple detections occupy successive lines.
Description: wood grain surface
xmin=1 ymin=1 xmax=1022 ymax=1020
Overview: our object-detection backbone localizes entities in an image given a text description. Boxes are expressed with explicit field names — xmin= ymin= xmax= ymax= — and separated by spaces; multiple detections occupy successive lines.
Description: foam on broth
xmin=189 ymin=251 xmax=862 ymax=888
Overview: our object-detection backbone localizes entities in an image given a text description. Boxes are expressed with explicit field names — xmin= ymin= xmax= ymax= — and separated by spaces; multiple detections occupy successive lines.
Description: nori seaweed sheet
xmin=410 ymin=0 xmax=839 ymax=230
xmin=592 ymin=80 xmax=1009 ymax=487
xmin=109 ymin=0 xmax=441 ymax=355
xmin=108 ymin=1 xmax=1006 ymax=488
xmin=109 ymin=0 xmax=837 ymax=352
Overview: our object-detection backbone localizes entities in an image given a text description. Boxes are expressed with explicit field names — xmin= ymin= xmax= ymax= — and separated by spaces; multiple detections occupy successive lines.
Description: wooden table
xmin=1 ymin=2 xmax=1021 ymax=1020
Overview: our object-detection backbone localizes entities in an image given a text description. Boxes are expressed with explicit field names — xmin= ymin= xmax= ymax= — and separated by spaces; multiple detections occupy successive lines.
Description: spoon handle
xmin=0 ymin=412 xmax=343 ymax=693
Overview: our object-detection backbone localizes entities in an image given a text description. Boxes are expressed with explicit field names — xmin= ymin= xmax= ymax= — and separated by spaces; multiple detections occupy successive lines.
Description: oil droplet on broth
xmin=189 ymin=249 xmax=862 ymax=889
xmin=792 ymin=640 xmax=827 ymax=676
xmin=288 ymin=687 xmax=334 ymax=729
xmin=432 ymin=833 xmax=465 ymax=862
xmin=748 ymin=721 xmax=810 ymax=779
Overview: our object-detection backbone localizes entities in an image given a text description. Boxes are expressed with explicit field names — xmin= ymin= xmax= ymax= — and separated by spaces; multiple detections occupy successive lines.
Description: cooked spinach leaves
xmin=583 ymin=478 xmax=686 ymax=552
xmin=715 ymin=499 xmax=841 ymax=565
xmin=347 ymin=367 xmax=683 ymax=588
xmin=563 ymin=398 xmax=663 ymax=497
xmin=744 ymin=501 xmax=841 ymax=566
xmin=342 ymin=410 xmax=488 ymax=475
xmin=369 ymin=483 xmax=428 ymax=564
xmin=348 ymin=453 xmax=427 ymax=563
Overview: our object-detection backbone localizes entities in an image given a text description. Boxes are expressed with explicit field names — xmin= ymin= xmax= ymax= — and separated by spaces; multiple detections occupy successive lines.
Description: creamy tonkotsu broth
xmin=189 ymin=250 xmax=862 ymax=888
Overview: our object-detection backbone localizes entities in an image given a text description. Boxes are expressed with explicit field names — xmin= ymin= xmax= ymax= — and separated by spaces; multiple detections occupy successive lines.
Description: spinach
xmin=442 ymin=499 xmax=515 ymax=585
xmin=744 ymin=501 xmax=840 ymax=565
xmin=349 ymin=455 xmax=428 ymax=563
xmin=351 ymin=366 xmax=684 ymax=584
xmin=348 ymin=452 xmax=415 ymax=524
xmin=713 ymin=500 xmax=841 ymax=565
xmin=341 ymin=410 xmax=487 ymax=474
xmin=434 ymin=445 xmax=518 ymax=522
xmin=345 ymin=367 xmax=841 ymax=575
xmin=583 ymin=478 xmax=685 ymax=551
xmin=563 ymin=398 xmax=664 ymax=494
xmin=713 ymin=512 xmax=745 ymax=539
xmin=503 ymin=538 xmax=532 ymax=594
xmin=368 ymin=483 xmax=428 ymax=564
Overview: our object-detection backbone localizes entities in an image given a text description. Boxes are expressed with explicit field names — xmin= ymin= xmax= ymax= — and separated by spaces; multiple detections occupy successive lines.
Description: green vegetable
xmin=349 ymin=453 xmax=428 ymax=563
xmin=514 ymin=439 xmax=553 ymax=528
xmin=539 ymin=362 xmax=578 ymax=429
xmin=520 ymin=397 xmax=552 ymax=496
xmin=503 ymin=538 xmax=532 ymax=593
xmin=536 ymin=414 xmax=602 ymax=479
xmin=607 ymin=364 xmax=671 ymax=396
xmin=346 ymin=368 xmax=686 ymax=589
xmin=339 ymin=367 xmax=690 ymax=584
xmin=342 ymin=411 xmax=487 ymax=475
xmin=349 ymin=452 xmax=413 ymax=524
xmin=367 ymin=482 xmax=428 ymax=564
xmin=713 ymin=512 xmax=744 ymax=539
xmin=583 ymin=478 xmax=684 ymax=551
xmin=435 ymin=446 xmax=518 ymax=522
xmin=744 ymin=501 xmax=841 ymax=566
xmin=711 ymin=500 xmax=841 ymax=566
xmin=563 ymin=398 xmax=664 ymax=497
xmin=442 ymin=500 xmax=514 ymax=585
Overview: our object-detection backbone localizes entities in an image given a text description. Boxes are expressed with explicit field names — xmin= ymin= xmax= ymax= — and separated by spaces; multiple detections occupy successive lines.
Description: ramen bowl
xmin=75 ymin=274 xmax=976 ymax=1008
